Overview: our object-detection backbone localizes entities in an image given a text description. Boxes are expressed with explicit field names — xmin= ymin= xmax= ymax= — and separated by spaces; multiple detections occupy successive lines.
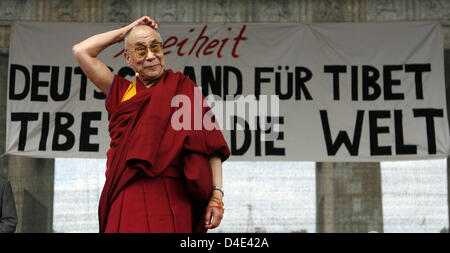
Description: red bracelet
xmin=209 ymin=197 xmax=224 ymax=212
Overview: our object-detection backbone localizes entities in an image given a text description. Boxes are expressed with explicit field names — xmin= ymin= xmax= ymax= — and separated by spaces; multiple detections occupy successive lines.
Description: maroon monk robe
xmin=98 ymin=69 xmax=230 ymax=233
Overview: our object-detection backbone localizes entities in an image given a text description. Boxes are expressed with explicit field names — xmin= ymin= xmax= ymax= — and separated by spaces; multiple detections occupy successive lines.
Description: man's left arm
xmin=204 ymin=155 xmax=224 ymax=229
xmin=0 ymin=181 xmax=18 ymax=233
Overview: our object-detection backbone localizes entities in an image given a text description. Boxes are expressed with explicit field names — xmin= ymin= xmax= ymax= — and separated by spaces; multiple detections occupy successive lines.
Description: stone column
xmin=312 ymin=0 xmax=383 ymax=234
xmin=0 ymin=49 xmax=8 ymax=181
xmin=7 ymin=156 xmax=54 ymax=233
xmin=0 ymin=26 xmax=54 ymax=233
xmin=316 ymin=162 xmax=383 ymax=233
xmin=444 ymin=49 xmax=450 ymax=228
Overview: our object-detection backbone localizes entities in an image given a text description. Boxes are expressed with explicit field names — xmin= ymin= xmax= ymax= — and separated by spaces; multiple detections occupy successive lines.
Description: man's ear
xmin=124 ymin=51 xmax=131 ymax=65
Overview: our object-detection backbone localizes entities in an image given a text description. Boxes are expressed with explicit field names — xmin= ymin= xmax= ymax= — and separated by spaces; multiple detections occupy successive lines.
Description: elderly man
xmin=73 ymin=16 xmax=230 ymax=233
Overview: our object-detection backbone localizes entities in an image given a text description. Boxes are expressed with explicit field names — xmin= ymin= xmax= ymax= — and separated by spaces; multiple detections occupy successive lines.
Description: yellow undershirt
xmin=121 ymin=81 xmax=137 ymax=102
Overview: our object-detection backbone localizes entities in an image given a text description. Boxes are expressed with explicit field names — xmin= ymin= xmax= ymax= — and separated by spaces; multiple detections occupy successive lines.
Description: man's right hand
xmin=129 ymin=16 xmax=159 ymax=30
xmin=72 ymin=16 xmax=159 ymax=95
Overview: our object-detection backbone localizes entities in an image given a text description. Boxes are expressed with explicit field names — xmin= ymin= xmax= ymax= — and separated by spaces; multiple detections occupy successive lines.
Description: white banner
xmin=6 ymin=21 xmax=450 ymax=161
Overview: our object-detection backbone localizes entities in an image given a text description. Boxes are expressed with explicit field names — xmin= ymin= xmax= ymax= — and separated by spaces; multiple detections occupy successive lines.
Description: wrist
xmin=211 ymin=190 xmax=222 ymax=199
xmin=212 ymin=185 xmax=224 ymax=197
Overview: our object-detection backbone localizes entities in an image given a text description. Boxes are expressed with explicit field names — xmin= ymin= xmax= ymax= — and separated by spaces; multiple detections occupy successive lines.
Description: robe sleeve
xmin=178 ymin=76 xmax=231 ymax=233
xmin=181 ymin=76 xmax=231 ymax=162
xmin=105 ymin=75 xmax=132 ymax=114
xmin=201 ymin=103 xmax=231 ymax=162
xmin=180 ymin=76 xmax=230 ymax=203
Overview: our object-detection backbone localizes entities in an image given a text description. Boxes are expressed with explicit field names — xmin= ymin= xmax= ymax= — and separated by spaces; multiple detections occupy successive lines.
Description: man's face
xmin=124 ymin=26 xmax=165 ymax=83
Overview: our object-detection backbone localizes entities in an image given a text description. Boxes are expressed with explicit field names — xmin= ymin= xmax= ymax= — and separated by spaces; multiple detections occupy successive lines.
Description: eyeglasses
xmin=127 ymin=42 xmax=163 ymax=58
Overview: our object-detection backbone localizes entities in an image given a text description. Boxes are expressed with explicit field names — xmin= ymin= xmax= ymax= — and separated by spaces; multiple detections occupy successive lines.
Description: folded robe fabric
xmin=98 ymin=69 xmax=230 ymax=233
